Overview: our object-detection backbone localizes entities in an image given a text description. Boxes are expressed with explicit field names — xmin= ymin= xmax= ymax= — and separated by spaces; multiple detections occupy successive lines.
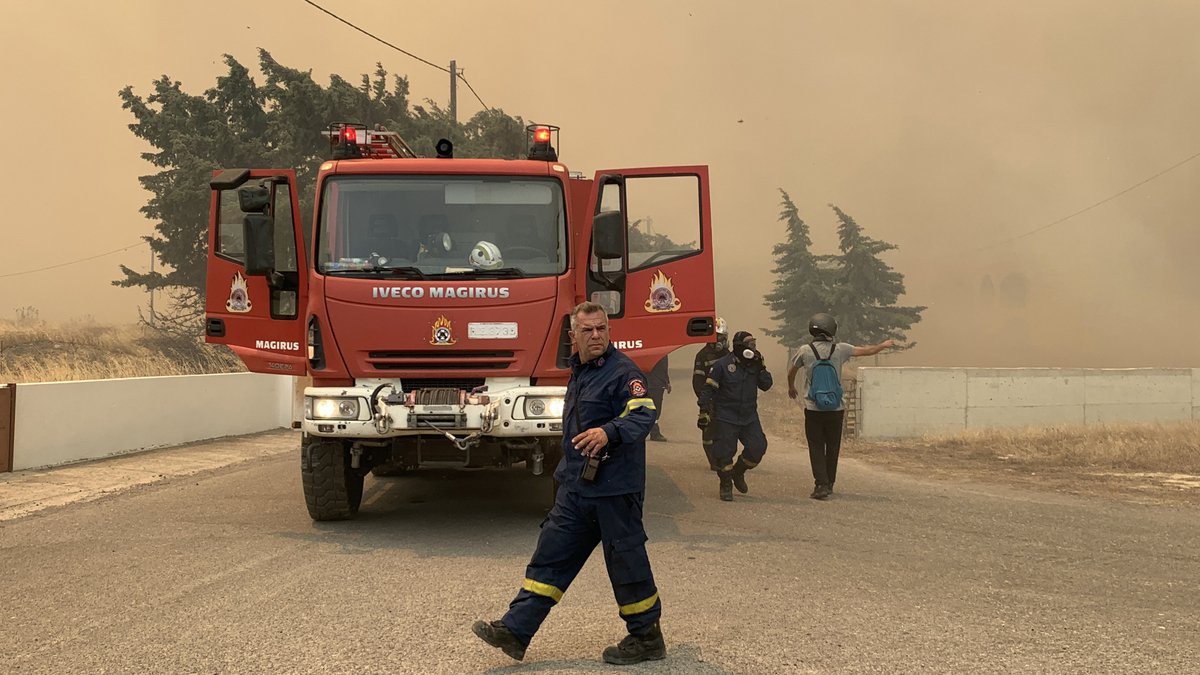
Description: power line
xmin=974 ymin=147 xmax=1200 ymax=252
xmin=301 ymin=0 xmax=490 ymax=110
xmin=0 ymin=241 xmax=148 ymax=280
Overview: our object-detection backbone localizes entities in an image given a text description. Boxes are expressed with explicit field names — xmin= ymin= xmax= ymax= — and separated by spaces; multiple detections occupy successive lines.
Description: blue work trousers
xmin=710 ymin=417 xmax=768 ymax=471
xmin=501 ymin=488 xmax=661 ymax=645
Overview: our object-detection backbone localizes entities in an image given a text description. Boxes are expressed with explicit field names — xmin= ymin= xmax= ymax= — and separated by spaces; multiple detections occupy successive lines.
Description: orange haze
xmin=2 ymin=1 xmax=1198 ymax=368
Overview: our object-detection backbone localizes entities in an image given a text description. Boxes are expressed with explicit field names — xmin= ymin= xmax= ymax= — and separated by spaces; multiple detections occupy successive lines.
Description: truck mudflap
xmin=300 ymin=384 xmax=566 ymax=443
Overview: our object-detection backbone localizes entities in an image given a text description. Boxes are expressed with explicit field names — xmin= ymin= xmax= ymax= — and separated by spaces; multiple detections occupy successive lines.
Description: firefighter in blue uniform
xmin=473 ymin=301 xmax=665 ymax=665
xmin=697 ymin=330 xmax=773 ymax=501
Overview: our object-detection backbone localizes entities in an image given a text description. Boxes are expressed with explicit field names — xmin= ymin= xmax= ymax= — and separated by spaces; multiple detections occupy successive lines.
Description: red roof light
xmin=341 ymin=126 xmax=358 ymax=144
xmin=533 ymin=127 xmax=551 ymax=143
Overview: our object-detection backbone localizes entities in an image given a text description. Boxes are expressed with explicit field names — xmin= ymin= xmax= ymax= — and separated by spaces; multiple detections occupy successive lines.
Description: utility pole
xmin=449 ymin=59 xmax=458 ymax=125
xmin=148 ymin=249 xmax=155 ymax=327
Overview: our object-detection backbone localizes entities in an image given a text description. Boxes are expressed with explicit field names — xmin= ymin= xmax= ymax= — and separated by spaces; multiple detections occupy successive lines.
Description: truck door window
xmin=624 ymin=175 xmax=702 ymax=272
xmin=589 ymin=181 xmax=627 ymax=316
xmin=216 ymin=190 xmax=245 ymax=263
xmin=215 ymin=183 xmax=298 ymax=275
xmin=272 ymin=182 xmax=298 ymax=273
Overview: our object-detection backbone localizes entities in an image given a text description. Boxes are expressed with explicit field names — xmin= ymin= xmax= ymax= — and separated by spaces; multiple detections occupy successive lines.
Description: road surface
xmin=2 ymin=411 xmax=1197 ymax=673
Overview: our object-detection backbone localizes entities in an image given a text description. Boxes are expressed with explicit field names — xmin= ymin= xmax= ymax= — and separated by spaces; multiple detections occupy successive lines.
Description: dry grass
xmin=908 ymin=423 xmax=1200 ymax=474
xmin=0 ymin=320 xmax=244 ymax=383
xmin=758 ymin=381 xmax=1200 ymax=500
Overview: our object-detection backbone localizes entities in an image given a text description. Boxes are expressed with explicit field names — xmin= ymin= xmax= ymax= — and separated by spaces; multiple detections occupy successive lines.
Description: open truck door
xmin=204 ymin=169 xmax=308 ymax=375
xmin=585 ymin=166 xmax=716 ymax=368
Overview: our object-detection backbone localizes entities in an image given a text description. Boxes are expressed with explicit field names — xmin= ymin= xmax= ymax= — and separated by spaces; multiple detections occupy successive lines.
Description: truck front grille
xmin=401 ymin=378 xmax=486 ymax=391
xmin=368 ymin=350 xmax=516 ymax=371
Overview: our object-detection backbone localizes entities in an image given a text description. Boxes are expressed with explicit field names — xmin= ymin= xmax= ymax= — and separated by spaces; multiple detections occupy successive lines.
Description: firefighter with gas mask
xmin=697 ymin=331 xmax=773 ymax=501
xmin=692 ymin=318 xmax=731 ymax=470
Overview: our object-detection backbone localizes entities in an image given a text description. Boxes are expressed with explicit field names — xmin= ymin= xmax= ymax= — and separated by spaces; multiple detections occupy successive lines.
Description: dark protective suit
xmin=692 ymin=342 xmax=730 ymax=468
xmin=501 ymin=345 xmax=661 ymax=646
xmin=697 ymin=351 xmax=773 ymax=471
xmin=646 ymin=356 xmax=670 ymax=438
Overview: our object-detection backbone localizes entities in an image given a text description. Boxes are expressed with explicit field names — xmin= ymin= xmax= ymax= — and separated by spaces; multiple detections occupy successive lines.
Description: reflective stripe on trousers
xmin=501 ymin=488 xmax=661 ymax=644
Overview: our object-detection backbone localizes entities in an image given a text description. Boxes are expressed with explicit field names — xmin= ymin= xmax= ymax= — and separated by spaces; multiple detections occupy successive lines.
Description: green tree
xmin=826 ymin=204 xmax=925 ymax=347
xmin=762 ymin=190 xmax=836 ymax=349
xmin=116 ymin=50 xmax=527 ymax=335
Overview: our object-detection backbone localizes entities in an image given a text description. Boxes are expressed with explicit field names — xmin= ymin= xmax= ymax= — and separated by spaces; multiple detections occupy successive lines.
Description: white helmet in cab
xmin=715 ymin=317 xmax=728 ymax=336
xmin=469 ymin=241 xmax=503 ymax=270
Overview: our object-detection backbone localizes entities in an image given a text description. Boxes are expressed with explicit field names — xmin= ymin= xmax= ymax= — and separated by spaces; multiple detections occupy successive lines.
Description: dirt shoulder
xmin=847 ymin=438 xmax=1200 ymax=507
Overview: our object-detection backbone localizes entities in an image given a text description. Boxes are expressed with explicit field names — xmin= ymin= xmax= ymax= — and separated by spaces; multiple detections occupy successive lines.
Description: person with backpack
xmin=697 ymin=330 xmax=773 ymax=501
xmin=786 ymin=313 xmax=895 ymax=500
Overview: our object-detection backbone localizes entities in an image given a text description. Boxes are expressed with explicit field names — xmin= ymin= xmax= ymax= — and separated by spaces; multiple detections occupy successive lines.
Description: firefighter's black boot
xmin=718 ymin=471 xmax=734 ymax=501
xmin=602 ymin=621 xmax=666 ymax=665
xmin=472 ymin=619 xmax=527 ymax=661
xmin=731 ymin=457 xmax=751 ymax=494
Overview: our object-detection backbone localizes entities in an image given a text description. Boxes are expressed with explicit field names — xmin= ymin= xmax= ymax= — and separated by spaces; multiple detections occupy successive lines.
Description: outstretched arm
xmin=851 ymin=339 xmax=896 ymax=357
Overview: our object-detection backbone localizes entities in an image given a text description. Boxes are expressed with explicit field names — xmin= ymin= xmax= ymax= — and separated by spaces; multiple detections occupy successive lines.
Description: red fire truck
xmin=204 ymin=123 xmax=715 ymax=520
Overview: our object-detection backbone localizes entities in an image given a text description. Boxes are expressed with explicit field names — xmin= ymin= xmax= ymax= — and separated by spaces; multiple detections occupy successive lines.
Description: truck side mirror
xmin=242 ymin=213 xmax=275 ymax=276
xmin=238 ymin=185 xmax=270 ymax=214
xmin=592 ymin=211 xmax=625 ymax=260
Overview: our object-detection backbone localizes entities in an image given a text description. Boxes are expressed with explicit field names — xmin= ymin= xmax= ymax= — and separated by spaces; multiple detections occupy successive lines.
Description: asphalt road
xmin=2 ymin=406 xmax=1198 ymax=674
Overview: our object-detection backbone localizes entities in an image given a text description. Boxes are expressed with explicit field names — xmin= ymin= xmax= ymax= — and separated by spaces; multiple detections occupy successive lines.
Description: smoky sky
xmin=2 ymin=0 xmax=1198 ymax=368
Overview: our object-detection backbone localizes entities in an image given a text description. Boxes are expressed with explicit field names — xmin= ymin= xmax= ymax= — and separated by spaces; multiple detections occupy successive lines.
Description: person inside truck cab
xmin=362 ymin=213 xmax=419 ymax=262
xmin=503 ymin=213 xmax=554 ymax=261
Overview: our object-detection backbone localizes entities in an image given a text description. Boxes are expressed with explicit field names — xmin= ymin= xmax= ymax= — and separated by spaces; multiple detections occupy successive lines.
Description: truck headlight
xmin=523 ymin=396 xmax=564 ymax=419
xmin=305 ymin=396 xmax=361 ymax=420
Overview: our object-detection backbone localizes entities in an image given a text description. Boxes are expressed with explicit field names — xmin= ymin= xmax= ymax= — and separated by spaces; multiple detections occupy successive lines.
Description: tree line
xmin=118 ymin=52 xmax=923 ymax=350
xmin=116 ymin=49 xmax=528 ymax=334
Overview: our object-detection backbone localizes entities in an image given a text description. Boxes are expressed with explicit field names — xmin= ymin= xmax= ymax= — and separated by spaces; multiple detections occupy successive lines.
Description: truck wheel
xmin=301 ymin=437 xmax=364 ymax=521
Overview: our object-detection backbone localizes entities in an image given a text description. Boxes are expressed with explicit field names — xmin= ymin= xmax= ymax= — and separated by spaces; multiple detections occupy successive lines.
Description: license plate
xmin=468 ymin=322 xmax=518 ymax=339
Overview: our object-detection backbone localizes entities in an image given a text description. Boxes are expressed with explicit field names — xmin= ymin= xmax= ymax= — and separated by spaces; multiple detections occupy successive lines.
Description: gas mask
xmin=732 ymin=331 xmax=757 ymax=361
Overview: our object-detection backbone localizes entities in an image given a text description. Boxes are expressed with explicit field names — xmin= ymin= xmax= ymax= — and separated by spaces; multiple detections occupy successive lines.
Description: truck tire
xmin=301 ymin=437 xmax=364 ymax=521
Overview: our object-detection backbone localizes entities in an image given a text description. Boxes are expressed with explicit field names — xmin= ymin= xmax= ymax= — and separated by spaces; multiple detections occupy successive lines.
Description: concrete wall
xmin=857 ymin=367 xmax=1200 ymax=439
xmin=12 ymin=373 xmax=294 ymax=471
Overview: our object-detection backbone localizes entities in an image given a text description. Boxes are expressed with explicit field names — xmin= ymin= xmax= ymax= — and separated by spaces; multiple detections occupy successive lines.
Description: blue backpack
xmin=808 ymin=341 xmax=843 ymax=411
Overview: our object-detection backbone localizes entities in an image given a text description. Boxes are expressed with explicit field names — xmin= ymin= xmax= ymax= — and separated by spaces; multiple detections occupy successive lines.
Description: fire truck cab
xmin=204 ymin=124 xmax=716 ymax=520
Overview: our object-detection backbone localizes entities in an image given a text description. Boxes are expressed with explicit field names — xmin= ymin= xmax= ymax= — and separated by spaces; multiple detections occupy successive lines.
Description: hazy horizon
xmin=2 ymin=1 xmax=1197 ymax=369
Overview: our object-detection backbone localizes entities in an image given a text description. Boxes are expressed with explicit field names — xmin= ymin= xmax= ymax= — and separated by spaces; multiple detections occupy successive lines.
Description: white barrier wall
xmin=857 ymin=368 xmax=1200 ymax=439
xmin=12 ymin=373 xmax=294 ymax=471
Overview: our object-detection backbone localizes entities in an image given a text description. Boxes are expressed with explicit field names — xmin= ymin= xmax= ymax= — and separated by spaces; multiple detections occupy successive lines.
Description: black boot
xmin=730 ymin=458 xmax=751 ymax=494
xmin=472 ymin=619 xmax=527 ymax=661
xmin=602 ymin=622 xmax=666 ymax=665
xmin=718 ymin=472 xmax=733 ymax=501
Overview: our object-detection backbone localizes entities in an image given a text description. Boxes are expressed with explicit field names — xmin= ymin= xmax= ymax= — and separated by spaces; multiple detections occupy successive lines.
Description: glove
xmin=745 ymin=350 xmax=765 ymax=370
xmin=697 ymin=410 xmax=711 ymax=429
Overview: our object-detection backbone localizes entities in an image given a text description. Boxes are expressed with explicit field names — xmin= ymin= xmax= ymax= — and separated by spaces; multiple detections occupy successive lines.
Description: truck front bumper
xmin=300 ymin=384 xmax=566 ymax=439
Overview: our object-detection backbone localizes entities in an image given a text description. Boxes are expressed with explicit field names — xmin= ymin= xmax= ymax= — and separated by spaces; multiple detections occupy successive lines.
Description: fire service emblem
xmin=629 ymin=378 xmax=647 ymax=397
xmin=429 ymin=315 xmax=457 ymax=345
xmin=644 ymin=269 xmax=681 ymax=313
xmin=226 ymin=272 xmax=252 ymax=313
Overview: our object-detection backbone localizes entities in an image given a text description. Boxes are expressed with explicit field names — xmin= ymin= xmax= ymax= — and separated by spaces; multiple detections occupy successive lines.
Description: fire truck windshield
xmin=316 ymin=175 xmax=567 ymax=278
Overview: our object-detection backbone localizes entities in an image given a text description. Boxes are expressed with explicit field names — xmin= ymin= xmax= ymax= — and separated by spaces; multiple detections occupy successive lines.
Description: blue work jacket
xmin=697 ymin=352 xmax=773 ymax=424
xmin=554 ymin=345 xmax=657 ymax=497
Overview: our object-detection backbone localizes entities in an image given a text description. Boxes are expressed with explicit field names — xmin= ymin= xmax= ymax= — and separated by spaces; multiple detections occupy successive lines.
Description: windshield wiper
xmin=434 ymin=268 xmax=526 ymax=279
xmin=329 ymin=266 xmax=425 ymax=279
